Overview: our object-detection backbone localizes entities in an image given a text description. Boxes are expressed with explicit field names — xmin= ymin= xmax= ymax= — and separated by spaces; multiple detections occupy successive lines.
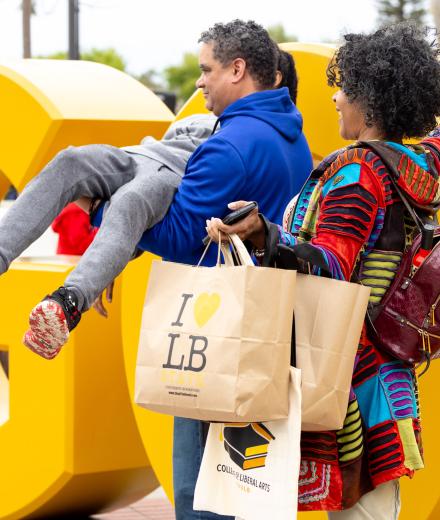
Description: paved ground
xmin=93 ymin=489 xmax=175 ymax=520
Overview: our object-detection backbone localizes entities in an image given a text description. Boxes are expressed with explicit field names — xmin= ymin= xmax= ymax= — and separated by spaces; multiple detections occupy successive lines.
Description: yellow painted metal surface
xmin=0 ymin=60 xmax=174 ymax=197
xmin=120 ymin=253 xmax=175 ymax=500
xmin=0 ymin=259 xmax=157 ymax=519
xmin=281 ymin=43 xmax=348 ymax=161
xmin=0 ymin=49 xmax=439 ymax=519
xmin=175 ymin=88 xmax=210 ymax=121
xmin=0 ymin=59 xmax=174 ymax=518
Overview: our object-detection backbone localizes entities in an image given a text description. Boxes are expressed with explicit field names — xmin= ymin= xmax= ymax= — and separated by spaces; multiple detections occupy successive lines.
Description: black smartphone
xmin=202 ymin=201 xmax=258 ymax=246
xmin=222 ymin=201 xmax=258 ymax=225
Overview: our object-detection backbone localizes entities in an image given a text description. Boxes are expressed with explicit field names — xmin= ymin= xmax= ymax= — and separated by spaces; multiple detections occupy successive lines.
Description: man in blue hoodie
xmin=136 ymin=21 xmax=312 ymax=520
xmin=26 ymin=19 xmax=312 ymax=519
xmin=136 ymin=22 xmax=311 ymax=267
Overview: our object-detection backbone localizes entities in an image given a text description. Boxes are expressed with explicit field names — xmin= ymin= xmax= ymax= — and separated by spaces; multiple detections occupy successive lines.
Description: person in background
xmin=4 ymin=186 xmax=18 ymax=200
xmin=52 ymin=203 xmax=98 ymax=255
xmin=276 ymin=49 xmax=298 ymax=105
xmin=207 ymin=22 xmax=440 ymax=520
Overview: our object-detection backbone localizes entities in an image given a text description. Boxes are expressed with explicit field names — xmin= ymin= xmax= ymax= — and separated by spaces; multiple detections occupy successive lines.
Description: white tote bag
xmin=194 ymin=367 xmax=302 ymax=520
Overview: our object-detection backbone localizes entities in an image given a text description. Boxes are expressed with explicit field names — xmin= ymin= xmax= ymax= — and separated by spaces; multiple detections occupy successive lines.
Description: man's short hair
xmin=199 ymin=20 xmax=278 ymax=89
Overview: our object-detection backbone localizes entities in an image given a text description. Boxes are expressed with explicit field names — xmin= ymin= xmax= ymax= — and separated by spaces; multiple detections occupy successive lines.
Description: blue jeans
xmin=173 ymin=417 xmax=234 ymax=520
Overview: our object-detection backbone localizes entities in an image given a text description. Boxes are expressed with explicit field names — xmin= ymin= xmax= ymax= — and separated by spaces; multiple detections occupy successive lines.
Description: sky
xmin=0 ymin=0 xmax=434 ymax=76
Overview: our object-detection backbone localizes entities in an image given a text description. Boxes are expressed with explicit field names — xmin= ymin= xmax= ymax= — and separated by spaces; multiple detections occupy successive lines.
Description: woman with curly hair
xmin=207 ymin=23 xmax=440 ymax=519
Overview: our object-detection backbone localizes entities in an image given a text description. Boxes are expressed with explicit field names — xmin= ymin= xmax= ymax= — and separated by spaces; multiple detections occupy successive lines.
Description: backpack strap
xmin=357 ymin=140 xmax=434 ymax=233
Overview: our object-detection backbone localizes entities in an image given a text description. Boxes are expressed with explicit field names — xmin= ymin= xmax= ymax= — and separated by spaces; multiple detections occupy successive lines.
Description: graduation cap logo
xmin=221 ymin=423 xmax=275 ymax=471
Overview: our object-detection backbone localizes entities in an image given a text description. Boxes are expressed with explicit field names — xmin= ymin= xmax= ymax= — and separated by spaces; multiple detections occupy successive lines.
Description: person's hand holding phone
xmin=206 ymin=201 xmax=265 ymax=248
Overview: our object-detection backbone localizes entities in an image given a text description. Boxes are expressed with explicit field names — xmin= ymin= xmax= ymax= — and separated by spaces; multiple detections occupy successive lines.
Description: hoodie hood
xmin=218 ymin=87 xmax=303 ymax=143
xmin=362 ymin=140 xmax=440 ymax=214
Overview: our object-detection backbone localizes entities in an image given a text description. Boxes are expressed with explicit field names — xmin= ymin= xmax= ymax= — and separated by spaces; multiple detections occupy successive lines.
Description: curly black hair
xmin=327 ymin=23 xmax=440 ymax=140
xmin=277 ymin=50 xmax=298 ymax=104
xmin=199 ymin=20 xmax=278 ymax=89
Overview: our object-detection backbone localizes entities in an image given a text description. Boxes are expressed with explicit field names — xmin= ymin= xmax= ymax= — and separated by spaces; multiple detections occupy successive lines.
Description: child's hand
xmin=92 ymin=281 xmax=114 ymax=318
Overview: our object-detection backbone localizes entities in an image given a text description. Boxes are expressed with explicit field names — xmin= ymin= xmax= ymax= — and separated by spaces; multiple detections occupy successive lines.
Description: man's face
xmin=196 ymin=42 xmax=236 ymax=116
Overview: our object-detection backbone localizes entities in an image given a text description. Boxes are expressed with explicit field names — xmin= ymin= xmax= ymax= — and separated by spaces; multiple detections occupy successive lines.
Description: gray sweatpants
xmin=0 ymin=144 xmax=181 ymax=310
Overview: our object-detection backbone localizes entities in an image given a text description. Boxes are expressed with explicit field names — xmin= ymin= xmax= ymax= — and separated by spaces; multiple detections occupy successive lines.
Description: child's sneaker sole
xmin=23 ymin=330 xmax=62 ymax=360
xmin=23 ymin=300 xmax=70 ymax=359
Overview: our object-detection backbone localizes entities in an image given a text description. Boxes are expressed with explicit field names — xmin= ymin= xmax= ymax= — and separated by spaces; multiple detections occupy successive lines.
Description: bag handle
xmin=197 ymin=234 xmax=254 ymax=267
xmin=227 ymin=234 xmax=254 ymax=266
xmin=220 ymin=234 xmax=254 ymax=267
xmin=220 ymin=242 xmax=235 ymax=266
xmin=196 ymin=233 xmax=221 ymax=267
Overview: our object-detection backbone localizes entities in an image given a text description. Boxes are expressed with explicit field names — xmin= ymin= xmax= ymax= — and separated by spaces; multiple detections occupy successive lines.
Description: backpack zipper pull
xmin=421 ymin=329 xmax=426 ymax=353
xmin=425 ymin=331 xmax=432 ymax=355
xmin=431 ymin=294 xmax=440 ymax=326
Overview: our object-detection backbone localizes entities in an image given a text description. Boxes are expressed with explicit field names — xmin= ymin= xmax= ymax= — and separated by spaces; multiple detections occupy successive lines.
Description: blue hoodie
xmin=137 ymin=87 xmax=312 ymax=265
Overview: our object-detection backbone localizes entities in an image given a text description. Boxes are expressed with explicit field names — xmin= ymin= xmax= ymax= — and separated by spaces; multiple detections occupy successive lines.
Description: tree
xmin=267 ymin=23 xmax=298 ymax=43
xmin=81 ymin=48 xmax=126 ymax=71
xmin=376 ymin=0 xmax=427 ymax=25
xmin=39 ymin=48 xmax=126 ymax=71
xmin=21 ymin=0 xmax=36 ymax=58
xmin=137 ymin=68 xmax=164 ymax=90
xmin=164 ymin=52 xmax=200 ymax=104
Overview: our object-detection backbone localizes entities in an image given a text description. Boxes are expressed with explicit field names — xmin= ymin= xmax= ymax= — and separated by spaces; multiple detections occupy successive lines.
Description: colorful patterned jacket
xmin=264 ymin=138 xmax=440 ymax=511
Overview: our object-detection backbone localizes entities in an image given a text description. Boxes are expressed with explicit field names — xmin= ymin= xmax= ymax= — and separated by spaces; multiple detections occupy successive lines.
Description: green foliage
xmin=41 ymin=51 xmax=68 ymax=60
xmin=376 ymin=0 xmax=427 ymax=26
xmin=164 ymin=52 xmax=200 ymax=104
xmin=267 ymin=23 xmax=298 ymax=43
xmin=20 ymin=0 xmax=36 ymax=15
xmin=81 ymin=48 xmax=126 ymax=71
xmin=38 ymin=48 xmax=126 ymax=71
xmin=137 ymin=69 xmax=164 ymax=90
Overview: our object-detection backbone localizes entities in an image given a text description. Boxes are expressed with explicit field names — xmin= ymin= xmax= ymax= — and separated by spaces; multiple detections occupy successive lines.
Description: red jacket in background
xmin=52 ymin=203 xmax=98 ymax=255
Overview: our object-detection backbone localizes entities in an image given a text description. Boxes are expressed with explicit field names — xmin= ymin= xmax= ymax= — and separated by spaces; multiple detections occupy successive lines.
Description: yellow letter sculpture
xmin=0 ymin=59 xmax=173 ymax=519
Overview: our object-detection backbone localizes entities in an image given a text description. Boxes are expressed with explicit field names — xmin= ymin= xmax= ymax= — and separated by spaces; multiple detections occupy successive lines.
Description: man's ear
xmin=231 ymin=58 xmax=247 ymax=83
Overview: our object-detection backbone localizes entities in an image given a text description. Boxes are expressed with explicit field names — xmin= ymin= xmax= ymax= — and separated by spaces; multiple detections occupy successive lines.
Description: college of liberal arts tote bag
xmin=194 ymin=367 xmax=302 ymax=520
xmin=135 ymin=234 xmax=296 ymax=422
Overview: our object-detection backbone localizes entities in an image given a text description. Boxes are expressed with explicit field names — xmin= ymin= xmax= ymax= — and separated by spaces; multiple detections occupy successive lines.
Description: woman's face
xmin=332 ymin=90 xmax=368 ymax=141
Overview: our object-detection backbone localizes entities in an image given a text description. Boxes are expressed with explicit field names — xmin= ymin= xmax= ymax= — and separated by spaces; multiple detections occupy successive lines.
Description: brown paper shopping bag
xmin=135 ymin=235 xmax=296 ymax=422
xmin=295 ymin=273 xmax=370 ymax=431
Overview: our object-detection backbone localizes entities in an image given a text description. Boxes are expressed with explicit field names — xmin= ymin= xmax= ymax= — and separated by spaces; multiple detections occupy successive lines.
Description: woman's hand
xmin=206 ymin=201 xmax=265 ymax=248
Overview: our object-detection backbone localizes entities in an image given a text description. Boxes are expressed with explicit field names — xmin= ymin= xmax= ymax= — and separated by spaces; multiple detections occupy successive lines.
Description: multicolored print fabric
xmin=278 ymin=138 xmax=440 ymax=511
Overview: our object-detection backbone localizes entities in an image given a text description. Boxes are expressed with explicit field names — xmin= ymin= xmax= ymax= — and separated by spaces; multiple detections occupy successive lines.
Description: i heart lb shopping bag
xmin=134 ymin=235 xmax=296 ymax=422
